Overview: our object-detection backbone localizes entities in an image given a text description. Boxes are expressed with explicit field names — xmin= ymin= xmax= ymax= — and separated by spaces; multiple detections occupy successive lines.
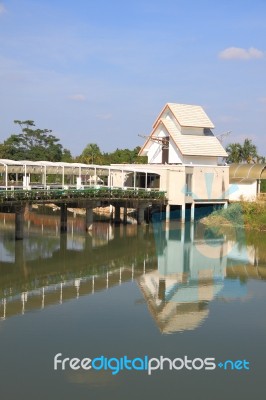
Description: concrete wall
xmin=161 ymin=165 xmax=229 ymax=205
xmin=169 ymin=138 xmax=182 ymax=164
xmin=110 ymin=164 xmax=230 ymax=206
xmin=181 ymin=127 xmax=204 ymax=135
xmin=229 ymin=181 xmax=257 ymax=202
xmin=183 ymin=156 xmax=219 ymax=165
xmin=190 ymin=166 xmax=228 ymax=201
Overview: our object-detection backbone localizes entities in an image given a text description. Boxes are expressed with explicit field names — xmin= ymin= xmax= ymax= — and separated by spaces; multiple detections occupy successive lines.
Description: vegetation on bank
xmin=202 ymin=202 xmax=266 ymax=231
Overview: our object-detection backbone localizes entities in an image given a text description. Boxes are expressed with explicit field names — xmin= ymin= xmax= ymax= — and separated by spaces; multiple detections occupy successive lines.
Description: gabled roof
xmin=174 ymin=135 xmax=228 ymax=157
xmin=139 ymin=113 xmax=227 ymax=158
xmin=153 ymin=103 xmax=215 ymax=129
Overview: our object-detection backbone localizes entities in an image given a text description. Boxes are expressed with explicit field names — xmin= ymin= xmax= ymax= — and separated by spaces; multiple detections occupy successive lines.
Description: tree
xmin=226 ymin=138 xmax=259 ymax=164
xmin=78 ymin=143 xmax=102 ymax=164
xmin=77 ymin=144 xmax=148 ymax=165
xmin=2 ymin=120 xmax=68 ymax=161
xmin=241 ymin=139 xmax=258 ymax=163
xmin=225 ymin=143 xmax=243 ymax=163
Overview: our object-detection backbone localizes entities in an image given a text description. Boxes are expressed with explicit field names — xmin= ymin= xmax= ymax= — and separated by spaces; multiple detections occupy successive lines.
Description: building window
xmin=186 ymin=173 xmax=192 ymax=196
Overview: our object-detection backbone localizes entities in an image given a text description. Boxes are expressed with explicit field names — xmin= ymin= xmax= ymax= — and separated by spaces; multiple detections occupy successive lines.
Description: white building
xmin=136 ymin=103 xmax=229 ymax=221
xmin=139 ymin=103 xmax=227 ymax=166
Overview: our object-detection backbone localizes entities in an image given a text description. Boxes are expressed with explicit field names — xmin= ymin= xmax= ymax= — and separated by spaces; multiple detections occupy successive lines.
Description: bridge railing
xmin=0 ymin=186 xmax=166 ymax=203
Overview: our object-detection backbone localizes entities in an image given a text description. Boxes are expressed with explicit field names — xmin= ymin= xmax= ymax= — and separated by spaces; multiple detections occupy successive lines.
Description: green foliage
xmin=226 ymin=138 xmax=259 ymax=164
xmin=76 ymin=144 xmax=147 ymax=165
xmin=2 ymin=120 xmax=72 ymax=162
xmin=212 ymin=203 xmax=244 ymax=225
xmin=206 ymin=201 xmax=266 ymax=231
xmin=77 ymin=143 xmax=102 ymax=164
xmin=261 ymin=180 xmax=266 ymax=193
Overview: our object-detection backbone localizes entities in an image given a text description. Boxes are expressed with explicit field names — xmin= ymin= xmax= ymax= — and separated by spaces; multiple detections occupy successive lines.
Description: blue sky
xmin=0 ymin=0 xmax=266 ymax=156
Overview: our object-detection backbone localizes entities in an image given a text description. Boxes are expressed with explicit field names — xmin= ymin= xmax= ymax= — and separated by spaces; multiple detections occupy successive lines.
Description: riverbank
xmin=201 ymin=201 xmax=266 ymax=231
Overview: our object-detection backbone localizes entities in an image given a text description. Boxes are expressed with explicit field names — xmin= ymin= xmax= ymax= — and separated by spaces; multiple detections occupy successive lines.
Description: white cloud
xmin=68 ymin=94 xmax=86 ymax=102
xmin=0 ymin=3 xmax=6 ymax=14
xmin=218 ymin=47 xmax=264 ymax=60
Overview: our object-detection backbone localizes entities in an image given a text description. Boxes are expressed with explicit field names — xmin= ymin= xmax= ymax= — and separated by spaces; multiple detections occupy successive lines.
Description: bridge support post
xmin=15 ymin=206 xmax=25 ymax=240
xmin=137 ymin=205 xmax=145 ymax=225
xmin=60 ymin=204 xmax=68 ymax=233
xmin=114 ymin=205 xmax=120 ymax=225
xmin=123 ymin=206 xmax=127 ymax=224
xmin=86 ymin=207 xmax=94 ymax=231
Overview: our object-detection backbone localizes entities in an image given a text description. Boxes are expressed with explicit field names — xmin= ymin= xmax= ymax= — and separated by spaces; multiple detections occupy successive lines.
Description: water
xmin=0 ymin=212 xmax=266 ymax=400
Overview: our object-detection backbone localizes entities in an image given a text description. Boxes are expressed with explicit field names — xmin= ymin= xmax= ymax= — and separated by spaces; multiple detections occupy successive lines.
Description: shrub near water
xmin=206 ymin=202 xmax=266 ymax=231
xmin=212 ymin=203 xmax=244 ymax=226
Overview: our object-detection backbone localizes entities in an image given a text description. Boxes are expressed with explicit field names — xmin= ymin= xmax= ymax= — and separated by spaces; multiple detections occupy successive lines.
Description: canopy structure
xmin=0 ymin=159 xmax=160 ymax=190
xmin=229 ymin=163 xmax=266 ymax=183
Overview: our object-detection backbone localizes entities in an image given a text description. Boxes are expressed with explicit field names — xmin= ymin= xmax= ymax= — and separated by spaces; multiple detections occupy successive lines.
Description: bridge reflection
xmin=0 ymin=214 xmax=265 ymax=332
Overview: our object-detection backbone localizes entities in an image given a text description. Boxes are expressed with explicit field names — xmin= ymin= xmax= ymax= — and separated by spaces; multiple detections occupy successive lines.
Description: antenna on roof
xmin=138 ymin=133 xmax=149 ymax=139
xmin=216 ymin=131 xmax=232 ymax=143
xmin=138 ymin=134 xmax=169 ymax=148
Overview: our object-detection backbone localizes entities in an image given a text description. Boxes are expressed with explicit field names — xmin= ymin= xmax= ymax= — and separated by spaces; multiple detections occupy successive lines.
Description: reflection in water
xmin=138 ymin=222 xmax=253 ymax=333
xmin=0 ymin=213 xmax=156 ymax=321
xmin=0 ymin=213 xmax=266 ymax=333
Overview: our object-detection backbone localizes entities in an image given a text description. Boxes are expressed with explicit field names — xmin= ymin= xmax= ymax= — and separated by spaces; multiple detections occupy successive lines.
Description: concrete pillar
xmin=86 ymin=206 xmax=93 ymax=231
xmin=60 ymin=204 xmax=68 ymax=233
xmin=60 ymin=232 xmax=67 ymax=253
xmin=181 ymin=224 xmax=185 ymax=243
xmin=191 ymin=203 xmax=195 ymax=222
xmin=114 ymin=205 xmax=120 ymax=225
xmin=15 ymin=206 xmax=25 ymax=240
xmin=190 ymin=223 xmax=195 ymax=242
xmin=123 ymin=206 xmax=127 ymax=224
xmin=181 ymin=204 xmax=186 ymax=224
xmin=224 ymin=202 xmax=228 ymax=209
xmin=137 ymin=206 xmax=145 ymax=225
xmin=165 ymin=204 xmax=170 ymax=223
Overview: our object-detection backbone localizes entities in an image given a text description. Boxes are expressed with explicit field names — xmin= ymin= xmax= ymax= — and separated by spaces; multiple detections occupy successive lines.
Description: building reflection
xmin=137 ymin=221 xmax=264 ymax=333
xmin=0 ymin=213 xmax=266 ymax=329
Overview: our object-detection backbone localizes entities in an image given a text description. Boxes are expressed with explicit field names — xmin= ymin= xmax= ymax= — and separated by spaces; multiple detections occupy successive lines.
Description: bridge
xmin=0 ymin=159 xmax=166 ymax=239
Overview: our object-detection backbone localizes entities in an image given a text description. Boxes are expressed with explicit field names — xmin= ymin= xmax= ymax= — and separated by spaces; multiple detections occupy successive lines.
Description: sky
xmin=0 ymin=0 xmax=266 ymax=157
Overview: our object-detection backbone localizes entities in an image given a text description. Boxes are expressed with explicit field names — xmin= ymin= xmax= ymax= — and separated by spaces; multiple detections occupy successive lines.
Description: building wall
xmin=190 ymin=166 xmax=228 ymax=201
xmin=110 ymin=163 xmax=230 ymax=206
xmin=147 ymin=126 xmax=167 ymax=163
xmin=147 ymin=126 xmax=183 ymax=164
xmin=182 ymin=156 xmax=219 ymax=165
xmin=229 ymin=181 xmax=257 ymax=202
xmin=181 ymin=126 xmax=204 ymax=135
xmin=161 ymin=166 xmax=229 ymax=205
xmin=169 ymin=138 xmax=182 ymax=163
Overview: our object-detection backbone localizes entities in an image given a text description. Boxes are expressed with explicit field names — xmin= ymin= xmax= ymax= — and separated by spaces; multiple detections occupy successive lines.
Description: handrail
xmin=0 ymin=187 xmax=166 ymax=203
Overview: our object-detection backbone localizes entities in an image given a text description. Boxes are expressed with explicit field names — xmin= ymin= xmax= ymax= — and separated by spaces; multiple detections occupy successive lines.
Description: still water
xmin=0 ymin=212 xmax=266 ymax=400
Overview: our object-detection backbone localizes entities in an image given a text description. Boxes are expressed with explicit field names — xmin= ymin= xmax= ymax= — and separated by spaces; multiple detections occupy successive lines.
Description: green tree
xmin=61 ymin=148 xmax=73 ymax=162
xmin=2 ymin=120 xmax=68 ymax=161
xmin=225 ymin=143 xmax=243 ymax=163
xmin=78 ymin=143 xmax=102 ymax=164
xmin=241 ymin=138 xmax=258 ymax=163
xmin=226 ymin=139 xmax=259 ymax=164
